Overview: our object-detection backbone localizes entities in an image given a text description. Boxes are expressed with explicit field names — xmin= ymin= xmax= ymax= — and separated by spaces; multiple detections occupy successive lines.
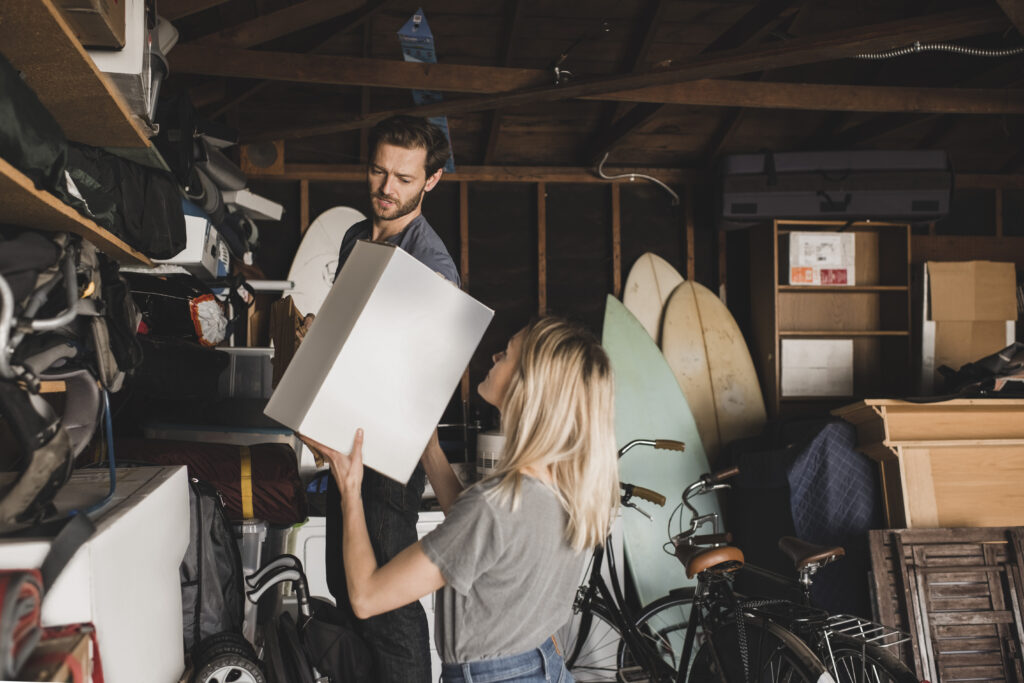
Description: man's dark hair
xmin=368 ymin=115 xmax=450 ymax=177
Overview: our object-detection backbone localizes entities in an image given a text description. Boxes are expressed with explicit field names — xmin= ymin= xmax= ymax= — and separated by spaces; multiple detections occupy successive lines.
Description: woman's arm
xmin=420 ymin=429 xmax=464 ymax=514
xmin=301 ymin=430 xmax=447 ymax=619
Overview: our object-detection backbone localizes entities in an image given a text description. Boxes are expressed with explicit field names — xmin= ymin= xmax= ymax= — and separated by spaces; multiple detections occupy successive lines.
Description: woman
xmin=302 ymin=317 xmax=619 ymax=682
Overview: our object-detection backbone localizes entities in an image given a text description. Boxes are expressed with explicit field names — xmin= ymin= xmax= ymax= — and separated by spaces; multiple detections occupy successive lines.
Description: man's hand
xmin=300 ymin=430 xmax=365 ymax=502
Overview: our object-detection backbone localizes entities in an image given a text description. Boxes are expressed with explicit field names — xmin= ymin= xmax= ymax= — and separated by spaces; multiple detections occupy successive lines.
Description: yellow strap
xmin=240 ymin=446 xmax=254 ymax=519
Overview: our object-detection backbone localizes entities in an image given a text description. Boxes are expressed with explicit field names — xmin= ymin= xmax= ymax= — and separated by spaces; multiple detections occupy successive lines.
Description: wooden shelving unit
xmin=750 ymin=219 xmax=912 ymax=417
xmin=0 ymin=0 xmax=153 ymax=265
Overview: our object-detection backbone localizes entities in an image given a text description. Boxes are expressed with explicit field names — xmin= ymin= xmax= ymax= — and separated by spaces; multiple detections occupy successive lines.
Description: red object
xmin=820 ymin=269 xmax=848 ymax=285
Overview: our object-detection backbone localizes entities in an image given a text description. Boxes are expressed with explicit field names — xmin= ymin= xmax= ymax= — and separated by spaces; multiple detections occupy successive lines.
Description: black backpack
xmin=180 ymin=478 xmax=245 ymax=652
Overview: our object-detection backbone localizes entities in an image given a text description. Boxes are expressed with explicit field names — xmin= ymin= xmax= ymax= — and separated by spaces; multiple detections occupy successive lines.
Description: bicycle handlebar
xmin=622 ymin=483 xmax=666 ymax=507
xmin=705 ymin=466 xmax=740 ymax=485
xmin=618 ymin=438 xmax=686 ymax=458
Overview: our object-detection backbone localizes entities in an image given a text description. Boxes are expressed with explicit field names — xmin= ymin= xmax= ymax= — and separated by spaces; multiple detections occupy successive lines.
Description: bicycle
xmin=555 ymin=438 xmax=688 ymax=683
xmin=628 ymin=466 xmax=920 ymax=682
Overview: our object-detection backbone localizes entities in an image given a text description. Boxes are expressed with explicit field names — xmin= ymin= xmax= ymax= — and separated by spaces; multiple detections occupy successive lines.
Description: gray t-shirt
xmin=420 ymin=476 xmax=587 ymax=663
xmin=335 ymin=214 xmax=460 ymax=286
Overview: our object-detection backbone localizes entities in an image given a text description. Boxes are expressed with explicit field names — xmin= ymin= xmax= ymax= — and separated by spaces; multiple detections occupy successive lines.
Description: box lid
xmin=927 ymin=261 xmax=1017 ymax=321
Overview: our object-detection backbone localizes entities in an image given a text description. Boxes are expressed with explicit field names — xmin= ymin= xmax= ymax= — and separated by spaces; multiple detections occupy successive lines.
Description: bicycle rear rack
xmin=822 ymin=614 xmax=911 ymax=651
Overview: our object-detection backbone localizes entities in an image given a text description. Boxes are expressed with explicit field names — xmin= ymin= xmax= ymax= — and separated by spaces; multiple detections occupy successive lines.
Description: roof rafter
xmin=192 ymin=0 xmax=365 ymax=48
xmin=483 ymin=0 xmax=527 ymax=164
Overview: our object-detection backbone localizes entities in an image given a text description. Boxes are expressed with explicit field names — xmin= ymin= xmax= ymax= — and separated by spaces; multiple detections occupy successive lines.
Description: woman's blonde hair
xmin=485 ymin=317 xmax=618 ymax=552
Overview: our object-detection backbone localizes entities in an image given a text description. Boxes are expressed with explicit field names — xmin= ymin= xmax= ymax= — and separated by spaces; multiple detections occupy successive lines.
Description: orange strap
xmin=240 ymin=446 xmax=254 ymax=519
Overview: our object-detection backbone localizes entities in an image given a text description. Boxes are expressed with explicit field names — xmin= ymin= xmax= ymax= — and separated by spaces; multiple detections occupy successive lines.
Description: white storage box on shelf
xmin=85 ymin=0 xmax=150 ymax=124
xmin=154 ymin=199 xmax=230 ymax=280
xmin=266 ymin=240 xmax=493 ymax=484
xmin=0 ymin=466 xmax=190 ymax=683
xmin=222 ymin=189 xmax=285 ymax=221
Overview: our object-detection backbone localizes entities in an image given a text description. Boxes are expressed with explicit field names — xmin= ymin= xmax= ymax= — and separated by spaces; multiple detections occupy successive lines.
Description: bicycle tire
xmin=557 ymin=601 xmax=624 ymax=682
xmin=617 ymin=588 xmax=697 ymax=678
xmin=821 ymin=634 xmax=918 ymax=683
xmin=689 ymin=615 xmax=833 ymax=683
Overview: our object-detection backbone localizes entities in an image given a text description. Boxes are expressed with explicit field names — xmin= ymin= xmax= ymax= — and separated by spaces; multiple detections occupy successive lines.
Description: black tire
xmin=618 ymin=589 xmax=697 ymax=679
xmin=193 ymin=652 xmax=267 ymax=683
xmin=192 ymin=631 xmax=257 ymax=669
xmin=822 ymin=634 xmax=918 ymax=683
xmin=557 ymin=602 xmax=624 ymax=682
xmin=689 ymin=615 xmax=830 ymax=683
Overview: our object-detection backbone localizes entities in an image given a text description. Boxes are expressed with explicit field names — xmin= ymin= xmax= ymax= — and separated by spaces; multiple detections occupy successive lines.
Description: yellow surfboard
xmin=622 ymin=252 xmax=684 ymax=344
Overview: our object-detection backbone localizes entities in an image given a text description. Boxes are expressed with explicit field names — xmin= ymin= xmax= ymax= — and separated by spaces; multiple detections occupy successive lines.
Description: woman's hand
xmin=300 ymin=429 xmax=365 ymax=502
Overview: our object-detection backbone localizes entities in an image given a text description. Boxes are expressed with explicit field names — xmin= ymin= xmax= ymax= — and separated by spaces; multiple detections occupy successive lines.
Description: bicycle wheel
xmin=618 ymin=589 xmax=697 ymax=677
xmin=822 ymin=634 xmax=918 ymax=683
xmin=556 ymin=602 xmax=623 ymax=682
xmin=689 ymin=615 xmax=832 ymax=683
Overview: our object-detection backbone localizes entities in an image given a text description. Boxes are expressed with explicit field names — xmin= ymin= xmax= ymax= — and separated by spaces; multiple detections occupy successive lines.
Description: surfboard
xmin=602 ymin=295 xmax=720 ymax=607
xmin=661 ymin=281 xmax=767 ymax=467
xmin=286 ymin=206 xmax=367 ymax=317
xmin=622 ymin=252 xmax=685 ymax=344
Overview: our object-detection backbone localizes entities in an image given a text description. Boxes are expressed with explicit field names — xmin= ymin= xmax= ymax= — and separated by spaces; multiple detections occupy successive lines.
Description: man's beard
xmin=371 ymin=189 xmax=423 ymax=222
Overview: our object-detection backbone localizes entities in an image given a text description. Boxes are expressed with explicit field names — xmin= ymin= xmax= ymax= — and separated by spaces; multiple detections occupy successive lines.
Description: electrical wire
xmin=595 ymin=153 xmax=681 ymax=206
xmin=856 ymin=41 xmax=1024 ymax=59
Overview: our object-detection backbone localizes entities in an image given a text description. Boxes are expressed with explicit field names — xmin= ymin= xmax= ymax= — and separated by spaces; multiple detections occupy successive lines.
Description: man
xmin=326 ymin=115 xmax=463 ymax=683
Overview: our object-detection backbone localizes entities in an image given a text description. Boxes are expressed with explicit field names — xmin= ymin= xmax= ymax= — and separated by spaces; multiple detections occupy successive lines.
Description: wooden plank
xmin=194 ymin=0 xmax=364 ymax=48
xmin=611 ymin=184 xmax=621 ymax=298
xmin=0 ymin=157 xmax=151 ymax=265
xmin=159 ymin=0 xmax=230 ymax=20
xmin=299 ymin=180 xmax=310 ymax=235
xmin=902 ymin=447 xmax=938 ymax=528
xmin=483 ymin=0 xmax=527 ymax=165
xmin=0 ymin=0 xmax=149 ymax=148
xmin=253 ymin=7 xmax=1011 ymax=140
xmin=537 ymin=183 xmax=547 ymax=316
xmin=997 ymin=0 xmax=1024 ymax=35
xmin=247 ymin=163 xmax=696 ymax=184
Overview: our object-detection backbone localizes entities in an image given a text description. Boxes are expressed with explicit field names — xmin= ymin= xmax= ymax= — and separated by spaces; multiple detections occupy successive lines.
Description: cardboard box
xmin=788 ymin=231 xmax=856 ymax=285
xmin=920 ymin=261 xmax=1017 ymax=393
xmin=55 ymin=0 xmax=126 ymax=48
xmin=19 ymin=630 xmax=92 ymax=682
xmin=155 ymin=200 xmax=230 ymax=280
xmin=781 ymin=338 xmax=853 ymax=396
xmin=265 ymin=241 xmax=493 ymax=483
xmin=222 ymin=189 xmax=284 ymax=221
xmin=86 ymin=0 xmax=149 ymax=121
xmin=0 ymin=467 xmax=189 ymax=683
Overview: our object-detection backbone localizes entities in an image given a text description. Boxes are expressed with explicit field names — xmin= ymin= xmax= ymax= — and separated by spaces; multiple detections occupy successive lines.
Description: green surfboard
xmin=602 ymin=295 xmax=721 ymax=606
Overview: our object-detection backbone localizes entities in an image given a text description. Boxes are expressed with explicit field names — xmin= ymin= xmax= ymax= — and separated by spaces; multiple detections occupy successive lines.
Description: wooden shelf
xmin=0 ymin=0 xmax=149 ymax=148
xmin=779 ymin=330 xmax=910 ymax=337
xmin=0 ymin=156 xmax=152 ymax=265
xmin=778 ymin=285 xmax=908 ymax=292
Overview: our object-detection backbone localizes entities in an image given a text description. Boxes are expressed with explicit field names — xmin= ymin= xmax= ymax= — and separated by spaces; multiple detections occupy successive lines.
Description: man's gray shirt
xmin=335 ymin=214 xmax=460 ymax=286
xmin=420 ymin=476 xmax=587 ymax=663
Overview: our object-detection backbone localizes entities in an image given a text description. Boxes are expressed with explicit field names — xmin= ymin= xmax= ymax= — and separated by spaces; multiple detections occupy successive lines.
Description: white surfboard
xmin=623 ymin=252 xmax=685 ymax=344
xmin=286 ymin=206 xmax=366 ymax=317
xmin=661 ymin=281 xmax=767 ymax=466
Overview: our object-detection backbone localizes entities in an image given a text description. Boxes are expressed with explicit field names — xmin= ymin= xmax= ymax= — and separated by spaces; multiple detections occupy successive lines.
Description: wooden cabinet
xmin=750 ymin=219 xmax=912 ymax=417
xmin=0 ymin=0 xmax=152 ymax=265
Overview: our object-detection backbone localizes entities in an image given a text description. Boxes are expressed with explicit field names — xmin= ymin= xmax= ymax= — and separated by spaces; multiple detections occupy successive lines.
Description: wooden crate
xmin=835 ymin=399 xmax=1024 ymax=527
xmin=869 ymin=527 xmax=1024 ymax=682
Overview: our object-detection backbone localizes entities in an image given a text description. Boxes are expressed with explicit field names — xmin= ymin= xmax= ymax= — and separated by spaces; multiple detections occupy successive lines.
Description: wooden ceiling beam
xmin=159 ymin=0 xmax=230 ymax=21
xmin=483 ymin=0 xmax=527 ymax=164
xmin=996 ymin=0 xmax=1024 ymax=35
xmin=249 ymin=6 xmax=1009 ymax=141
xmin=591 ymin=0 xmax=795 ymax=164
xmin=246 ymin=162 xmax=696 ymax=184
xmin=192 ymin=0 xmax=364 ymax=49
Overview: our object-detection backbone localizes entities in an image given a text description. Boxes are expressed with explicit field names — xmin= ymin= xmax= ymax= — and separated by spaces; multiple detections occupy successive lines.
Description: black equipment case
xmin=719 ymin=150 xmax=953 ymax=226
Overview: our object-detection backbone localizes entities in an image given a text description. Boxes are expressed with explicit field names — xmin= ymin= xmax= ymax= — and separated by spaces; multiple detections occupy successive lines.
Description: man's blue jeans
xmin=326 ymin=464 xmax=431 ymax=683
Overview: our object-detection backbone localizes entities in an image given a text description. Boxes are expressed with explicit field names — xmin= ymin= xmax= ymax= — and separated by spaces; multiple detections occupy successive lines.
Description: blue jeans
xmin=441 ymin=638 xmax=575 ymax=683
xmin=326 ymin=465 xmax=431 ymax=683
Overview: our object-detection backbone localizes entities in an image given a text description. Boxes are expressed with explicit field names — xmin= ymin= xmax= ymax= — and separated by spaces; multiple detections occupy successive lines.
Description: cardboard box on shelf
xmin=18 ymin=629 xmax=92 ymax=682
xmin=781 ymin=338 xmax=854 ymax=396
xmin=55 ymin=0 xmax=125 ymax=48
xmin=920 ymin=261 xmax=1017 ymax=393
xmin=85 ymin=0 xmax=149 ymax=121
xmin=788 ymin=231 xmax=856 ymax=286
xmin=154 ymin=200 xmax=230 ymax=280
xmin=265 ymin=241 xmax=493 ymax=484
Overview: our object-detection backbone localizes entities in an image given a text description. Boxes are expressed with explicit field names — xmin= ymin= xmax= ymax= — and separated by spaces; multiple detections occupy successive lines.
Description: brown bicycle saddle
xmin=778 ymin=536 xmax=845 ymax=571
xmin=675 ymin=543 xmax=745 ymax=579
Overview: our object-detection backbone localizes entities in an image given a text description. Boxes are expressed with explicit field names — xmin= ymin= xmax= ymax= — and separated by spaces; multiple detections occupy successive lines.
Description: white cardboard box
xmin=154 ymin=200 xmax=229 ymax=280
xmin=265 ymin=240 xmax=493 ymax=483
xmin=222 ymin=188 xmax=285 ymax=221
xmin=86 ymin=0 xmax=150 ymax=122
xmin=788 ymin=231 xmax=856 ymax=286
xmin=781 ymin=338 xmax=854 ymax=396
xmin=0 ymin=467 xmax=189 ymax=683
